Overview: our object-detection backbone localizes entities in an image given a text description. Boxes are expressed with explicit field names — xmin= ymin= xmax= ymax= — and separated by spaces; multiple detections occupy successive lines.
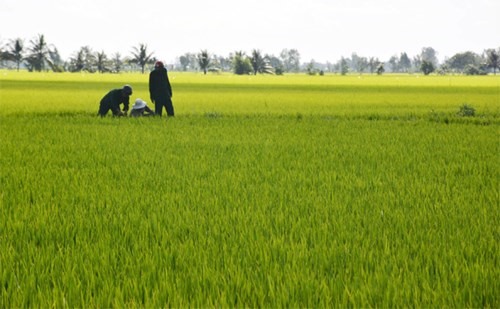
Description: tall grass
xmin=0 ymin=72 xmax=498 ymax=307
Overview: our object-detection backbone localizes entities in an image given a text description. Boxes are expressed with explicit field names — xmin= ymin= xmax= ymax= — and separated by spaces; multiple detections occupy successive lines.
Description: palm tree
xmin=96 ymin=51 xmax=108 ymax=73
xmin=69 ymin=46 xmax=95 ymax=72
xmin=485 ymin=48 xmax=499 ymax=75
xmin=47 ymin=47 xmax=64 ymax=72
xmin=250 ymin=50 xmax=264 ymax=75
xmin=26 ymin=34 xmax=50 ymax=72
xmin=112 ymin=53 xmax=123 ymax=73
xmin=130 ymin=43 xmax=154 ymax=73
xmin=7 ymin=38 xmax=24 ymax=71
xmin=197 ymin=50 xmax=211 ymax=75
xmin=250 ymin=50 xmax=274 ymax=75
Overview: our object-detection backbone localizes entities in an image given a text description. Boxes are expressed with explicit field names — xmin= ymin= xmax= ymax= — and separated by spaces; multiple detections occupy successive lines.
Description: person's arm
xmin=123 ymin=96 xmax=129 ymax=113
xmin=144 ymin=106 xmax=155 ymax=115
xmin=149 ymin=72 xmax=155 ymax=102
xmin=165 ymin=70 xmax=172 ymax=98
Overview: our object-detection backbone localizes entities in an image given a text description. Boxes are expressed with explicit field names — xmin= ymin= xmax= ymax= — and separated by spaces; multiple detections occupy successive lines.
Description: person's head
xmin=132 ymin=98 xmax=147 ymax=110
xmin=155 ymin=61 xmax=164 ymax=69
xmin=122 ymin=85 xmax=133 ymax=96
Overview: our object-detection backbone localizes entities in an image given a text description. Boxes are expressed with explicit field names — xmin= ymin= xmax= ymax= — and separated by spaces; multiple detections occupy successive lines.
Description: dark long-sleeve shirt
xmin=149 ymin=68 xmax=172 ymax=100
xmin=100 ymin=89 xmax=130 ymax=114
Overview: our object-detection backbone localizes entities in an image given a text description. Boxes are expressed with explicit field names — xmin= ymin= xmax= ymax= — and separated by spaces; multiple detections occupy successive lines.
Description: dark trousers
xmin=98 ymin=102 xmax=119 ymax=116
xmin=154 ymin=97 xmax=174 ymax=117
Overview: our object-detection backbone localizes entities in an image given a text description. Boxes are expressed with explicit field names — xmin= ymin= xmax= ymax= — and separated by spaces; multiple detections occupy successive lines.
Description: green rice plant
xmin=0 ymin=71 xmax=498 ymax=307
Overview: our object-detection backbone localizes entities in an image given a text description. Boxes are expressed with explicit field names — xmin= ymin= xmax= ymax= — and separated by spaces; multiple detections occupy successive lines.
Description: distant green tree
xmin=111 ymin=53 xmax=123 ymax=73
xmin=420 ymin=47 xmax=439 ymax=68
xmin=232 ymin=51 xmax=252 ymax=75
xmin=420 ymin=60 xmax=435 ymax=75
xmin=96 ymin=51 xmax=109 ymax=73
xmin=130 ymin=43 xmax=154 ymax=74
xmin=399 ymin=52 xmax=411 ymax=73
xmin=267 ymin=55 xmax=284 ymax=75
xmin=485 ymin=48 xmax=499 ymax=75
xmin=250 ymin=49 xmax=274 ymax=75
xmin=280 ymin=49 xmax=301 ymax=72
xmin=218 ymin=55 xmax=233 ymax=72
xmin=351 ymin=53 xmax=368 ymax=73
xmin=412 ymin=55 xmax=422 ymax=72
xmin=84 ymin=48 xmax=97 ymax=72
xmin=69 ymin=46 xmax=96 ymax=72
xmin=26 ymin=34 xmax=50 ymax=72
xmin=446 ymin=51 xmax=480 ymax=73
xmin=376 ymin=63 xmax=385 ymax=75
xmin=368 ymin=57 xmax=381 ymax=74
xmin=357 ymin=57 xmax=368 ymax=74
xmin=69 ymin=49 xmax=84 ymax=72
xmin=47 ymin=47 xmax=64 ymax=72
xmin=197 ymin=50 xmax=211 ymax=74
xmin=388 ymin=55 xmax=399 ymax=73
xmin=340 ymin=57 xmax=349 ymax=75
xmin=436 ymin=63 xmax=450 ymax=75
xmin=250 ymin=49 xmax=264 ymax=75
xmin=179 ymin=54 xmax=190 ymax=71
xmin=112 ymin=53 xmax=123 ymax=73
xmin=7 ymin=38 xmax=24 ymax=71
xmin=0 ymin=43 xmax=4 ymax=64
xmin=464 ymin=64 xmax=487 ymax=75
xmin=178 ymin=53 xmax=198 ymax=71
xmin=306 ymin=59 xmax=318 ymax=75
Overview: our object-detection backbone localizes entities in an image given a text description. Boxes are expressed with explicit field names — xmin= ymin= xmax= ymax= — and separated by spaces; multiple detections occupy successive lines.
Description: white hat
xmin=132 ymin=98 xmax=147 ymax=110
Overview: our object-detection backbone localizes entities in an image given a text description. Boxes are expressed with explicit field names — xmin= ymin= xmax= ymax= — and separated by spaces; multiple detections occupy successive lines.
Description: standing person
xmin=98 ymin=85 xmax=133 ymax=117
xmin=149 ymin=61 xmax=174 ymax=117
xmin=130 ymin=98 xmax=155 ymax=117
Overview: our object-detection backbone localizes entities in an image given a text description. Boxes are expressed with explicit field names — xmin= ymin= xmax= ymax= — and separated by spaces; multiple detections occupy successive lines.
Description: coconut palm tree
xmin=250 ymin=49 xmax=274 ymax=75
xmin=47 ymin=47 xmax=64 ymax=72
xmin=112 ymin=53 xmax=123 ymax=73
xmin=69 ymin=46 xmax=96 ymax=72
xmin=7 ymin=38 xmax=24 ymax=71
xmin=96 ymin=51 xmax=109 ymax=73
xmin=130 ymin=43 xmax=154 ymax=74
xmin=250 ymin=49 xmax=264 ymax=75
xmin=26 ymin=34 xmax=50 ymax=72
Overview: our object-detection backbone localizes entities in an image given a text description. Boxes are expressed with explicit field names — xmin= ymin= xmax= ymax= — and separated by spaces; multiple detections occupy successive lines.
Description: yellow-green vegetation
xmin=0 ymin=71 xmax=498 ymax=307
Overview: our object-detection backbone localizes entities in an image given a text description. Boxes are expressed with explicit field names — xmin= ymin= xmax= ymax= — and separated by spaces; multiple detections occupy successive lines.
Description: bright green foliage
xmin=0 ymin=72 xmax=499 ymax=307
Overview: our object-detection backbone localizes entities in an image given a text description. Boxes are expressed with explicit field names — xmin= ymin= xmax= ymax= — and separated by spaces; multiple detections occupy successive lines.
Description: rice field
xmin=0 ymin=71 xmax=499 ymax=307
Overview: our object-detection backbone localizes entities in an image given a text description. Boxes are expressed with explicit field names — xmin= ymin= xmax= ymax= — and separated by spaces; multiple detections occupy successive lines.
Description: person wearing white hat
xmin=130 ymin=98 xmax=155 ymax=117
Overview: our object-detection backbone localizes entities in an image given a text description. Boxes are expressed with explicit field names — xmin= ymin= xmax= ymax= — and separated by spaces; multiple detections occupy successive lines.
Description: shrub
xmin=457 ymin=104 xmax=475 ymax=117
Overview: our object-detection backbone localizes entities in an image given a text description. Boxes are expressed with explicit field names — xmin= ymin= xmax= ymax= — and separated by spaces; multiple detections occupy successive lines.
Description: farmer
xmin=98 ymin=85 xmax=133 ymax=117
xmin=130 ymin=98 xmax=155 ymax=117
xmin=149 ymin=61 xmax=174 ymax=117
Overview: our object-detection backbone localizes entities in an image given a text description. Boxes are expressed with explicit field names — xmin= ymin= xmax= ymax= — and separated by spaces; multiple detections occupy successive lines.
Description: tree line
xmin=1 ymin=34 xmax=498 ymax=75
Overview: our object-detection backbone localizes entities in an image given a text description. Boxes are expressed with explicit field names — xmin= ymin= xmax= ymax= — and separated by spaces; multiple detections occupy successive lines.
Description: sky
xmin=1 ymin=0 xmax=499 ymax=64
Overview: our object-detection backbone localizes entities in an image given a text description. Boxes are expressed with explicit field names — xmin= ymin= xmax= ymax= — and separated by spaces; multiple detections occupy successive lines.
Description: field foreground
xmin=0 ymin=72 xmax=499 ymax=307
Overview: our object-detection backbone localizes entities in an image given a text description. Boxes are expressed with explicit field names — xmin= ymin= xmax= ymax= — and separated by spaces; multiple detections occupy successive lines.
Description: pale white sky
xmin=1 ymin=0 xmax=498 ymax=64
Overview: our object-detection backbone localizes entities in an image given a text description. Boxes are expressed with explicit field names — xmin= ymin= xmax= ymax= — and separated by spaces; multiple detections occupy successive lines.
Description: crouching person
xmin=98 ymin=85 xmax=132 ymax=117
xmin=130 ymin=98 xmax=155 ymax=117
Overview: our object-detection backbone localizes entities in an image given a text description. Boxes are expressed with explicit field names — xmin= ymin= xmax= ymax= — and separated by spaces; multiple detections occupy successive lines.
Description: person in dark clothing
xmin=130 ymin=98 xmax=155 ymax=117
xmin=98 ymin=85 xmax=132 ymax=117
xmin=149 ymin=61 xmax=174 ymax=117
